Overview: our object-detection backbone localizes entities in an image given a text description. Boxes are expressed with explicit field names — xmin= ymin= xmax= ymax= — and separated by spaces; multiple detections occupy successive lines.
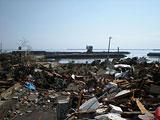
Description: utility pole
xmin=107 ymin=37 xmax=112 ymax=60
xmin=108 ymin=37 xmax=112 ymax=53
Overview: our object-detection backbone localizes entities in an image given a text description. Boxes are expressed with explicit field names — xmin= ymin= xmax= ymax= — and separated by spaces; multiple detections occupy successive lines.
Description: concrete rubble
xmin=0 ymin=53 xmax=160 ymax=120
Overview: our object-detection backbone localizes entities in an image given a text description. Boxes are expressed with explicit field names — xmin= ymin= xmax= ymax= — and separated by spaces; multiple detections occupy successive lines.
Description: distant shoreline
xmin=1 ymin=48 xmax=159 ymax=52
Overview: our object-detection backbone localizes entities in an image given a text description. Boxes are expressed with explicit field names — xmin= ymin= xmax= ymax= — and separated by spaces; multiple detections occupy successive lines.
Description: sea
xmin=2 ymin=49 xmax=160 ymax=64
xmin=57 ymin=49 xmax=160 ymax=64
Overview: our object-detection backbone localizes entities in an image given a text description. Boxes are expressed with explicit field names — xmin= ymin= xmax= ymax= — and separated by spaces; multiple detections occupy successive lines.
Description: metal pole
xmin=118 ymin=47 xmax=119 ymax=53
xmin=107 ymin=37 xmax=112 ymax=60
xmin=108 ymin=37 xmax=112 ymax=53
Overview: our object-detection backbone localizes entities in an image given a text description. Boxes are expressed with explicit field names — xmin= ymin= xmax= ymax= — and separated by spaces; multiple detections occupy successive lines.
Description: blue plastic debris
xmin=25 ymin=82 xmax=36 ymax=90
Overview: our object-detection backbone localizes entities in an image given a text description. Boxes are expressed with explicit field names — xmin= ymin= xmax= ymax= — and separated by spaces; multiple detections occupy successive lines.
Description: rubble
xmin=0 ymin=52 xmax=160 ymax=119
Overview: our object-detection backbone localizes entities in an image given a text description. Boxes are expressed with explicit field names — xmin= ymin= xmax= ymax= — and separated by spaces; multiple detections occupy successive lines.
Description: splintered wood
xmin=134 ymin=98 xmax=147 ymax=114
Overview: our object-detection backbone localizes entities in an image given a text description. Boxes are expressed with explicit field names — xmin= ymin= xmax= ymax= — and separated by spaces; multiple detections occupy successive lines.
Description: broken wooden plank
xmin=134 ymin=98 xmax=148 ymax=114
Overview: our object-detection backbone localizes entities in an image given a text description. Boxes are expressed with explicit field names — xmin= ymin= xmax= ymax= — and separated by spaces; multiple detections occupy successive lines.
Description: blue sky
xmin=0 ymin=0 xmax=160 ymax=50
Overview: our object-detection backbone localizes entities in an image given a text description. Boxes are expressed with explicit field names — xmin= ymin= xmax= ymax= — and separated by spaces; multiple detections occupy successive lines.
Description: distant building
xmin=86 ymin=45 xmax=93 ymax=53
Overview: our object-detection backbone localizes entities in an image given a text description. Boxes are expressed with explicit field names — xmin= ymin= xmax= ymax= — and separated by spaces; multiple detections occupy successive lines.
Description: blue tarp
xmin=25 ymin=82 xmax=36 ymax=90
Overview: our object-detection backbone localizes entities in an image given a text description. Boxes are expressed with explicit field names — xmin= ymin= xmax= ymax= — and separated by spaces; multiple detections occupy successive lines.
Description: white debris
xmin=71 ymin=74 xmax=75 ymax=80
xmin=89 ymin=88 xmax=95 ymax=92
xmin=34 ymin=68 xmax=42 ymax=72
xmin=114 ymin=64 xmax=131 ymax=68
xmin=103 ymin=98 xmax=109 ymax=102
xmin=115 ymin=90 xmax=131 ymax=98
xmin=109 ymin=104 xmax=123 ymax=113
xmin=27 ymin=110 xmax=32 ymax=113
xmin=12 ymin=96 xmax=19 ymax=99
xmin=95 ymin=113 xmax=127 ymax=120
xmin=96 ymin=108 xmax=108 ymax=114
xmin=115 ymin=72 xmax=123 ymax=79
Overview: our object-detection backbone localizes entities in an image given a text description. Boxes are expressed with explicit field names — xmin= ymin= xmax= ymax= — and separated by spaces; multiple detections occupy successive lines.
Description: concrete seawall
xmin=12 ymin=51 xmax=130 ymax=59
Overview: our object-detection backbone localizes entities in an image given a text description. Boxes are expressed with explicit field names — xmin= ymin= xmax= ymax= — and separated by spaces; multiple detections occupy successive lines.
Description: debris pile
xmin=0 ymin=53 xmax=160 ymax=120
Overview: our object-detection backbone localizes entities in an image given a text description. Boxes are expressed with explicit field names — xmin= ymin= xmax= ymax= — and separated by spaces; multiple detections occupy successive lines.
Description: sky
xmin=0 ymin=0 xmax=160 ymax=50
